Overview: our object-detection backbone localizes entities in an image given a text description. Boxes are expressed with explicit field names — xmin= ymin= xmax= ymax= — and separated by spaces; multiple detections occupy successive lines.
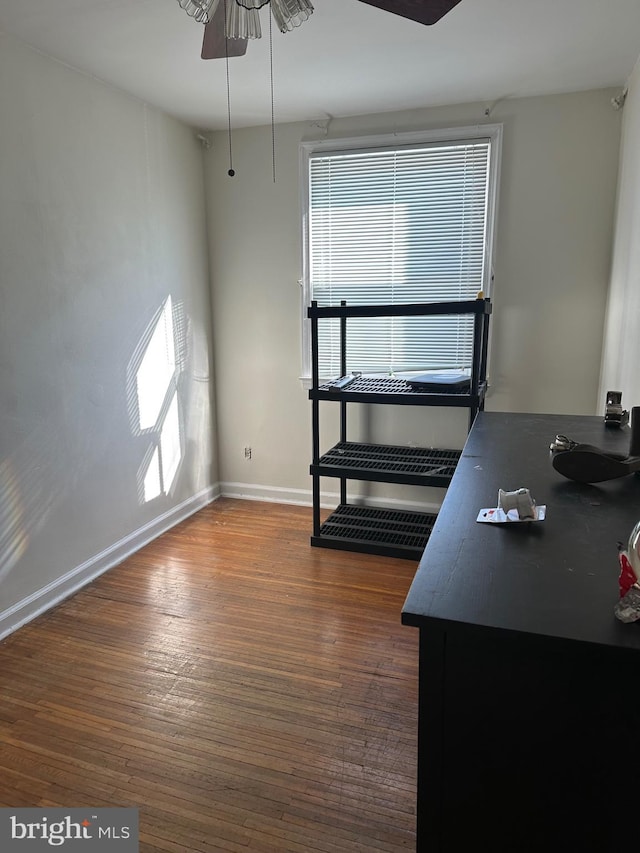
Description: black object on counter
xmin=551 ymin=405 xmax=640 ymax=482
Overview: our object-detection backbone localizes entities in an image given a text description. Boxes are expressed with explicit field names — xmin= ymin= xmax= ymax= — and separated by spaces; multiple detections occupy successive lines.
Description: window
xmin=300 ymin=125 xmax=501 ymax=379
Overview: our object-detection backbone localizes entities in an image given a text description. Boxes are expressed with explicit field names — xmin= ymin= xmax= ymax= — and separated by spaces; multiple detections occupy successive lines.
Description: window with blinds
xmin=303 ymin=128 xmax=500 ymax=378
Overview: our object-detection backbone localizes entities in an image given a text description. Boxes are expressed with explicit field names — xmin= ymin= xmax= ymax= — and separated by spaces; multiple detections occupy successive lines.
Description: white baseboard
xmin=220 ymin=481 xmax=314 ymax=506
xmin=0 ymin=484 xmax=219 ymax=642
xmin=220 ymin=481 xmax=442 ymax=515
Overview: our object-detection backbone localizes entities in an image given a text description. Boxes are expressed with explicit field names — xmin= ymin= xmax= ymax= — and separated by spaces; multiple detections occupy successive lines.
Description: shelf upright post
xmin=470 ymin=300 xmax=484 ymax=430
xmin=480 ymin=298 xmax=491 ymax=395
xmin=339 ymin=300 xmax=348 ymax=507
xmin=310 ymin=300 xmax=321 ymax=537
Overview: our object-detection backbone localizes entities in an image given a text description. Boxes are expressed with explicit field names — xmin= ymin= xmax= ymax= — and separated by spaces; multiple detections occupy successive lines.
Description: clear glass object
xmin=628 ymin=520 xmax=640 ymax=577
xmin=270 ymin=0 xmax=314 ymax=33
xmin=226 ymin=0 xmax=262 ymax=39
xmin=176 ymin=0 xmax=218 ymax=24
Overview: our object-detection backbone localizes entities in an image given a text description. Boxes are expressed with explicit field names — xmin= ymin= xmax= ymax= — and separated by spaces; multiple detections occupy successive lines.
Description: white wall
xmin=205 ymin=90 xmax=621 ymax=507
xmin=0 ymin=34 xmax=217 ymax=636
xmin=599 ymin=56 xmax=640 ymax=407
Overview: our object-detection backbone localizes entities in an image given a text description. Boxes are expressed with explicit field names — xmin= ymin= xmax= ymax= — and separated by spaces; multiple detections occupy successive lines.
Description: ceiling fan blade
xmin=201 ymin=2 xmax=248 ymax=60
xmin=356 ymin=0 xmax=462 ymax=26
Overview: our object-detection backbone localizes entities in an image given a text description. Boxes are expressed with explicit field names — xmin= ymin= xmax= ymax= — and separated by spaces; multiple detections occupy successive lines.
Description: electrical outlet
xmin=244 ymin=446 xmax=252 ymax=460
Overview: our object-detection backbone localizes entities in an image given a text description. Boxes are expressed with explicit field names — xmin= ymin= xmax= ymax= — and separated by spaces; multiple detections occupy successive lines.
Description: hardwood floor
xmin=0 ymin=499 xmax=419 ymax=852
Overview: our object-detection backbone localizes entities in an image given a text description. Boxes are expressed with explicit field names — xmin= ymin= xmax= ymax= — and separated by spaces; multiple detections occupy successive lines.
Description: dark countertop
xmin=402 ymin=411 xmax=640 ymax=651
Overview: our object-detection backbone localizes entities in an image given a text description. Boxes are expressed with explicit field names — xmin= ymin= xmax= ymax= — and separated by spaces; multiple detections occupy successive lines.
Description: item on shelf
xmin=615 ymin=520 xmax=640 ymax=623
xmin=550 ymin=407 xmax=640 ymax=483
xmin=477 ymin=487 xmax=546 ymax=523
xmin=406 ymin=372 xmax=471 ymax=392
xmin=328 ymin=374 xmax=357 ymax=391
xmin=604 ymin=390 xmax=629 ymax=428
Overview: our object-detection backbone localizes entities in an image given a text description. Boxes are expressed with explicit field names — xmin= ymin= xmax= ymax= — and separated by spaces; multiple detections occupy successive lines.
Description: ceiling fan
xmin=196 ymin=0 xmax=463 ymax=60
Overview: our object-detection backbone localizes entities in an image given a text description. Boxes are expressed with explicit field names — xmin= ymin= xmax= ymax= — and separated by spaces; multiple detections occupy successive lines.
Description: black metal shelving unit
xmin=308 ymin=298 xmax=492 ymax=560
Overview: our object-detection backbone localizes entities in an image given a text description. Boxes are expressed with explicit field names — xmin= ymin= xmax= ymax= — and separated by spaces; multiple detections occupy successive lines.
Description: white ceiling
xmin=1 ymin=0 xmax=639 ymax=130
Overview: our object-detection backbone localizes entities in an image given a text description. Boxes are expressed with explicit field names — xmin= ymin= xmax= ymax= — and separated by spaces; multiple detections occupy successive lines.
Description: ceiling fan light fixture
xmin=270 ymin=0 xmax=314 ymax=34
xmin=177 ymin=0 xmax=218 ymax=24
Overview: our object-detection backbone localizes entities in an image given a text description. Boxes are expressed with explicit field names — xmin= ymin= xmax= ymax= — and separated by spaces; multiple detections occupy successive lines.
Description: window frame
xmin=299 ymin=123 xmax=503 ymax=382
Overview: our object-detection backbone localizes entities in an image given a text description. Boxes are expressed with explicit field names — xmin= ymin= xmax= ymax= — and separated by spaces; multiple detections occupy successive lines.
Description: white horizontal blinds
xmin=309 ymin=139 xmax=491 ymax=376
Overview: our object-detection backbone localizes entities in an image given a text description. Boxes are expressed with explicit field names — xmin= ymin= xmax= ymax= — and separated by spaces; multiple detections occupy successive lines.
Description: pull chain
xmin=223 ymin=0 xmax=277 ymax=181
xmin=269 ymin=9 xmax=276 ymax=183
xmin=223 ymin=0 xmax=235 ymax=177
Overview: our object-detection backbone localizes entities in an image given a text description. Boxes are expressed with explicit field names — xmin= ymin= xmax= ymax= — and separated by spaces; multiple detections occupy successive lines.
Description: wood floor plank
xmin=0 ymin=499 xmax=418 ymax=852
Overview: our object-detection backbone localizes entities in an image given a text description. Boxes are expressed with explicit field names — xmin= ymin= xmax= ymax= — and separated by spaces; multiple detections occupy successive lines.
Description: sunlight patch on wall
xmin=142 ymin=446 xmax=162 ymax=503
xmin=128 ymin=296 xmax=187 ymax=506
xmin=160 ymin=390 xmax=181 ymax=492
xmin=0 ymin=426 xmax=68 ymax=585
xmin=136 ymin=298 xmax=176 ymax=431
xmin=0 ymin=458 xmax=29 ymax=581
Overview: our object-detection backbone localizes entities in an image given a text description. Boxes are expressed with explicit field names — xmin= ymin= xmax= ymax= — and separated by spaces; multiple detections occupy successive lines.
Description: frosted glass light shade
xmin=177 ymin=0 xmax=218 ymax=24
xmin=226 ymin=1 xmax=262 ymax=39
xmin=270 ymin=0 xmax=314 ymax=33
